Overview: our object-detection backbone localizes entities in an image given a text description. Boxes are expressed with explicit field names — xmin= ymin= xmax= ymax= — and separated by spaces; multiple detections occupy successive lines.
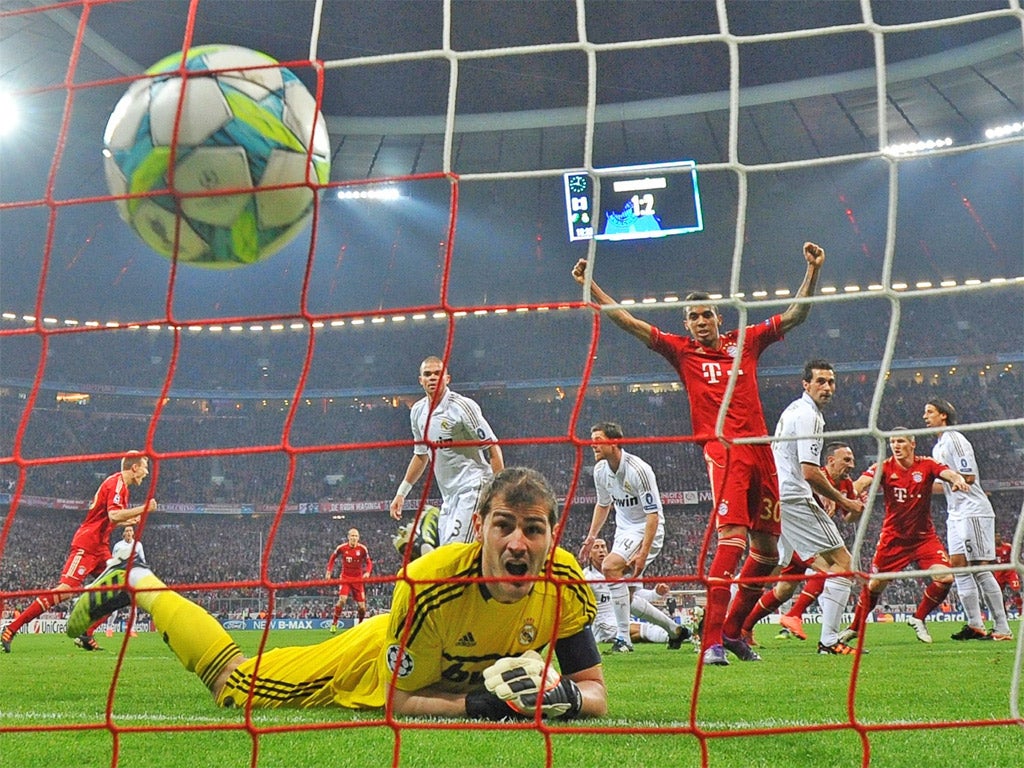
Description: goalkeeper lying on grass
xmin=66 ymin=466 xmax=608 ymax=720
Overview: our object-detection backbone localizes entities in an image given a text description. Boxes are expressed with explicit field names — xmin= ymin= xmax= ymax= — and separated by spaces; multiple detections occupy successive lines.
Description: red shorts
xmin=59 ymin=547 xmax=108 ymax=588
xmin=871 ymin=535 xmax=950 ymax=575
xmin=704 ymin=441 xmax=780 ymax=536
xmin=782 ymin=553 xmax=813 ymax=573
xmin=337 ymin=580 xmax=366 ymax=604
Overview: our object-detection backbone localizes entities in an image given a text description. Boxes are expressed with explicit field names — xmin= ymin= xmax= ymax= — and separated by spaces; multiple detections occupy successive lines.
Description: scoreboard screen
xmin=563 ymin=161 xmax=703 ymax=242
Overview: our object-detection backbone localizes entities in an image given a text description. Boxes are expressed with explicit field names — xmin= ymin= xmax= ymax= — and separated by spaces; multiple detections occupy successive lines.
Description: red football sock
xmin=914 ymin=580 xmax=951 ymax=621
xmin=742 ymin=588 xmax=784 ymax=633
xmin=703 ymin=535 xmax=747 ymax=647
xmin=851 ymin=586 xmax=881 ymax=631
xmin=4 ymin=593 xmax=58 ymax=635
xmin=788 ymin=572 xmax=827 ymax=617
xmin=723 ymin=549 xmax=778 ymax=639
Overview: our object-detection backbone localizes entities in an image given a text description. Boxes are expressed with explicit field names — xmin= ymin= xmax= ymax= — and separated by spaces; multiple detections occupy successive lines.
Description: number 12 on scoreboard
xmin=563 ymin=161 xmax=704 ymax=243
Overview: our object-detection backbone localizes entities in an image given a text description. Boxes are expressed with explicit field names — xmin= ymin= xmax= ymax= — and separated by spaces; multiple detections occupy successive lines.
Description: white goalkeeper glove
xmin=482 ymin=650 xmax=583 ymax=720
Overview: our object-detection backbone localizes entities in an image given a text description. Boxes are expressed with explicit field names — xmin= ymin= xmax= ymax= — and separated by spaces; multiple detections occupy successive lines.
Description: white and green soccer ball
xmin=102 ymin=44 xmax=331 ymax=267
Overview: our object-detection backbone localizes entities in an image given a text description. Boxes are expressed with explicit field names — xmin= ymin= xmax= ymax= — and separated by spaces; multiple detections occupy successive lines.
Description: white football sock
xmin=976 ymin=570 xmax=1012 ymax=634
xmin=819 ymin=575 xmax=853 ymax=646
xmin=954 ymin=573 xmax=984 ymax=628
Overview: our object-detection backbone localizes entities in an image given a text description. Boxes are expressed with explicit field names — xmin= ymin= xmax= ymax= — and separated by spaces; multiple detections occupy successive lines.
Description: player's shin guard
xmin=915 ymin=579 xmax=951 ymax=621
xmin=819 ymin=575 xmax=853 ymax=646
xmin=723 ymin=549 xmax=777 ymax=639
xmin=789 ymin=572 xmax=827 ymax=617
xmin=976 ymin=571 xmax=1012 ymax=634
xmin=953 ymin=573 xmax=983 ymax=628
xmin=631 ymin=594 xmax=677 ymax=635
xmin=703 ymin=535 xmax=747 ymax=647
xmin=850 ymin=586 xmax=880 ymax=632
xmin=743 ymin=589 xmax=784 ymax=633
xmin=609 ymin=580 xmax=631 ymax=642
xmin=4 ymin=593 xmax=58 ymax=635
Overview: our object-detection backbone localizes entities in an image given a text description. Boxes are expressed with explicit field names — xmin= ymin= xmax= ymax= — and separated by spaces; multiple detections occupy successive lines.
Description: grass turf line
xmin=0 ymin=623 xmax=1021 ymax=767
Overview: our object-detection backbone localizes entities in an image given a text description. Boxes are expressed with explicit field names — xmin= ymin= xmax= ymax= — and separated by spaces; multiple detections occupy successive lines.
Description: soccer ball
xmin=102 ymin=45 xmax=331 ymax=267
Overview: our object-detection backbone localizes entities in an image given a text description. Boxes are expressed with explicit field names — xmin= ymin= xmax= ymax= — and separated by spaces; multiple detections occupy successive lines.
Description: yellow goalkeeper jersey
xmin=219 ymin=542 xmax=595 ymax=710
xmin=330 ymin=541 xmax=596 ymax=708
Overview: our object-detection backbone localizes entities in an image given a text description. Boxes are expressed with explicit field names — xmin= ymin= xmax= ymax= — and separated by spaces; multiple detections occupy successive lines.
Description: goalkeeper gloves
xmin=464 ymin=688 xmax=523 ymax=721
xmin=481 ymin=650 xmax=583 ymax=720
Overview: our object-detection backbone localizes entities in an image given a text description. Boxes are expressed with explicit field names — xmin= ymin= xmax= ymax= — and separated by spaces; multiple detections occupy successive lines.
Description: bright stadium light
xmin=0 ymin=91 xmax=19 ymax=137
xmin=336 ymin=185 xmax=403 ymax=201
xmin=883 ymin=137 xmax=953 ymax=156
xmin=984 ymin=120 xmax=1022 ymax=140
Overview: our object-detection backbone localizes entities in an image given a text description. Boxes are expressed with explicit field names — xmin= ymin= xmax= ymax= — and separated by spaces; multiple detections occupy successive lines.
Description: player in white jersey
xmin=582 ymin=538 xmax=618 ymax=643
xmin=771 ymin=360 xmax=863 ymax=655
xmin=390 ymin=356 xmax=504 ymax=549
xmin=106 ymin=525 xmax=145 ymax=636
xmin=108 ymin=524 xmax=146 ymax=568
xmin=923 ymin=398 xmax=1013 ymax=641
xmin=579 ymin=422 xmax=687 ymax=652
xmin=582 ymin=538 xmax=689 ymax=648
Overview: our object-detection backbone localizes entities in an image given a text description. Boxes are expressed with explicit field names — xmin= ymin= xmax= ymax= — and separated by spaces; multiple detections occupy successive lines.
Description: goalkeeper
xmin=66 ymin=467 xmax=607 ymax=720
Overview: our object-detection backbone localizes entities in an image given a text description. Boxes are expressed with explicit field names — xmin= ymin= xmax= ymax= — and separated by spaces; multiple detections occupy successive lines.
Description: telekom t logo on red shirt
xmin=893 ymin=487 xmax=908 ymax=503
xmin=700 ymin=361 xmax=745 ymax=384
xmin=701 ymin=362 xmax=723 ymax=383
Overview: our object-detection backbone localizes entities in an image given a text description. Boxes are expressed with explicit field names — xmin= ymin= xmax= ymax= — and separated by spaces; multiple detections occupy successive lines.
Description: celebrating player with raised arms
xmin=572 ymin=242 xmax=825 ymax=666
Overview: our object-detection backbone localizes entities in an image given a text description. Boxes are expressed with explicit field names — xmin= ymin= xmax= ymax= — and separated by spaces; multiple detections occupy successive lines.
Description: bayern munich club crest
xmin=723 ymin=343 xmax=738 ymax=358
xmin=912 ymin=472 xmax=923 ymax=482
xmin=386 ymin=644 xmax=414 ymax=677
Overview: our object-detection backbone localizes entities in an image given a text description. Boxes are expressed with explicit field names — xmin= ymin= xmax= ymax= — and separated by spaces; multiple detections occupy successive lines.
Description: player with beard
xmin=66 ymin=467 xmax=607 ymax=720
xmin=572 ymin=242 xmax=826 ymax=666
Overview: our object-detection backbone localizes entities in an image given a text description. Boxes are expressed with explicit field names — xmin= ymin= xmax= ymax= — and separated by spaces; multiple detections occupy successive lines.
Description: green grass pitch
xmin=1 ymin=623 xmax=1021 ymax=768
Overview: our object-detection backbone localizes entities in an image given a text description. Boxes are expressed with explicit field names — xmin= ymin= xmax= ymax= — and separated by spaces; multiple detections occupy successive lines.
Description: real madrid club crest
xmin=386 ymin=644 xmax=415 ymax=677
xmin=518 ymin=623 xmax=537 ymax=646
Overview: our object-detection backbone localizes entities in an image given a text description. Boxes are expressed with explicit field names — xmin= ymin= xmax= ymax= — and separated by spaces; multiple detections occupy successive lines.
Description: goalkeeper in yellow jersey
xmin=66 ymin=467 xmax=608 ymax=720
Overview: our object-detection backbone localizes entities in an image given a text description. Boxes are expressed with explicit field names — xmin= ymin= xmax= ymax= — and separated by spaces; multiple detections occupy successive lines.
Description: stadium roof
xmin=0 ymin=0 xmax=1021 ymax=326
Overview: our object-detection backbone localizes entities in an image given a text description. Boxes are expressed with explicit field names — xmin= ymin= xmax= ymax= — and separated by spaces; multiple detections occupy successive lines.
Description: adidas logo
xmin=455 ymin=632 xmax=476 ymax=647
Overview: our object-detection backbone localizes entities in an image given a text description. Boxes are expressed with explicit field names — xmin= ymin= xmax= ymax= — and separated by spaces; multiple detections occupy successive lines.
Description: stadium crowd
xmin=2 ymin=365 xmax=1021 ymax=623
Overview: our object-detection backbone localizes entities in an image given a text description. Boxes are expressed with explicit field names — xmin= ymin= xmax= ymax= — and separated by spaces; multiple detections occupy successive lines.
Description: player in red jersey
xmin=838 ymin=432 xmax=969 ymax=646
xmin=325 ymin=528 xmax=373 ymax=630
xmin=743 ymin=442 xmax=860 ymax=643
xmin=1 ymin=451 xmax=156 ymax=652
xmin=994 ymin=533 xmax=1022 ymax=614
xmin=572 ymin=242 xmax=825 ymax=666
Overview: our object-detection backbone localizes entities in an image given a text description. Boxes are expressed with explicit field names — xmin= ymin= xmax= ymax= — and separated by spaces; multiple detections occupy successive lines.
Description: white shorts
xmin=439 ymin=485 xmax=485 ymax=545
xmin=948 ymin=516 xmax=996 ymax=561
xmin=611 ymin=520 xmax=664 ymax=577
xmin=778 ymin=497 xmax=846 ymax=565
xmin=591 ymin=617 xmax=618 ymax=644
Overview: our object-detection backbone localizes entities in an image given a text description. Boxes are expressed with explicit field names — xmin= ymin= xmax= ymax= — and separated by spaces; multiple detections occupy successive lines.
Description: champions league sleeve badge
xmin=386 ymin=644 xmax=415 ymax=677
